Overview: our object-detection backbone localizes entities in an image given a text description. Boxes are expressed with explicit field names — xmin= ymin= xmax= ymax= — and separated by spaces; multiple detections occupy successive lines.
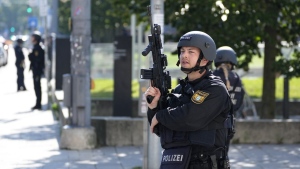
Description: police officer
xmin=28 ymin=32 xmax=45 ymax=110
xmin=145 ymin=31 xmax=232 ymax=169
xmin=213 ymin=46 xmax=245 ymax=118
xmin=14 ymin=39 xmax=27 ymax=91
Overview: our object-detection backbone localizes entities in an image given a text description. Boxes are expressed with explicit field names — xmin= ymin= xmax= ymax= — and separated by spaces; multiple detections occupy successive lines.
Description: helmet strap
xmin=180 ymin=65 xmax=207 ymax=74
xmin=176 ymin=60 xmax=180 ymax=66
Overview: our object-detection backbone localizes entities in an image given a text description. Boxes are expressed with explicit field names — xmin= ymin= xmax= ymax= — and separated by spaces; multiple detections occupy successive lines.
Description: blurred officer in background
xmin=213 ymin=46 xmax=245 ymax=117
xmin=14 ymin=39 xmax=27 ymax=91
xmin=28 ymin=32 xmax=45 ymax=110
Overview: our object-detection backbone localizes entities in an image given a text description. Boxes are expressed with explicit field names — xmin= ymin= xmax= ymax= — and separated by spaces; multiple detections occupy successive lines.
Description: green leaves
xmin=56 ymin=0 xmax=300 ymax=78
xmin=274 ymin=50 xmax=300 ymax=78
xmin=58 ymin=0 xmax=71 ymax=35
xmin=0 ymin=2 xmax=36 ymax=36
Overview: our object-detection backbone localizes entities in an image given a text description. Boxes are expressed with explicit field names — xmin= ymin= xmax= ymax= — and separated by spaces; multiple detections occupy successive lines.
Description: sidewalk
xmin=0 ymin=46 xmax=299 ymax=169
xmin=0 ymin=47 xmax=143 ymax=169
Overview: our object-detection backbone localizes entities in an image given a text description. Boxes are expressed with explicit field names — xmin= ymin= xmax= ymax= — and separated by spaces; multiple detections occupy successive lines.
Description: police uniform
xmin=147 ymin=31 xmax=232 ymax=169
xmin=213 ymin=46 xmax=245 ymax=115
xmin=213 ymin=69 xmax=244 ymax=113
xmin=14 ymin=39 xmax=26 ymax=91
xmin=29 ymin=36 xmax=45 ymax=109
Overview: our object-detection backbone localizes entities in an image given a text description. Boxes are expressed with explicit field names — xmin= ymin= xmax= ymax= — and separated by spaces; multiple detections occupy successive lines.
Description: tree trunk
xmin=261 ymin=25 xmax=277 ymax=119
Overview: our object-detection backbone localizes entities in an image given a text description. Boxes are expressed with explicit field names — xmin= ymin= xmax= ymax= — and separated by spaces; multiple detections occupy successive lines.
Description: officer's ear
xmin=200 ymin=58 xmax=209 ymax=66
xmin=202 ymin=58 xmax=208 ymax=62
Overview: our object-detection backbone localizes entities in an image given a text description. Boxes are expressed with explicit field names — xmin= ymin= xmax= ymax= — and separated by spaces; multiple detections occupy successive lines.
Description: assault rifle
xmin=140 ymin=6 xmax=171 ymax=112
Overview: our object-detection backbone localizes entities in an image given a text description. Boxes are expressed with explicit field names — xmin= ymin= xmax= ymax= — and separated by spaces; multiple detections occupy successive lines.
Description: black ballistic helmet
xmin=177 ymin=31 xmax=216 ymax=73
xmin=214 ymin=46 xmax=237 ymax=67
xmin=177 ymin=31 xmax=216 ymax=61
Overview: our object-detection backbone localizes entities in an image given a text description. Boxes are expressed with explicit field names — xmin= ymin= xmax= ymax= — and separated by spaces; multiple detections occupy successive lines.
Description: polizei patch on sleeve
xmin=180 ymin=36 xmax=192 ymax=41
xmin=191 ymin=90 xmax=209 ymax=104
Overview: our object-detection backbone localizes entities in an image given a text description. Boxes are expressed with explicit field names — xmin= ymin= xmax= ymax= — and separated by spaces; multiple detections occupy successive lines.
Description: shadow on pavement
xmin=230 ymin=144 xmax=300 ymax=169
xmin=16 ymin=110 xmax=33 ymax=114
xmin=0 ymin=119 xmax=17 ymax=123
xmin=1 ymin=124 xmax=58 ymax=141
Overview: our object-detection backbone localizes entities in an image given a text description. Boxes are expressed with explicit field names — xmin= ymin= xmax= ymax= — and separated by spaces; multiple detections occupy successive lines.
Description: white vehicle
xmin=0 ymin=43 xmax=8 ymax=66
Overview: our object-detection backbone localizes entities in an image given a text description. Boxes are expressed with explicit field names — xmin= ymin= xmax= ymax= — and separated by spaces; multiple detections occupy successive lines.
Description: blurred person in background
xmin=213 ymin=46 xmax=245 ymax=118
xmin=213 ymin=46 xmax=245 ymax=155
xmin=14 ymin=39 xmax=27 ymax=91
xmin=28 ymin=32 xmax=44 ymax=110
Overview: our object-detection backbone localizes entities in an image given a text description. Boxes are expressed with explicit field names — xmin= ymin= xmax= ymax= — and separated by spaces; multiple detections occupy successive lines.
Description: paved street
xmin=0 ymin=46 xmax=299 ymax=169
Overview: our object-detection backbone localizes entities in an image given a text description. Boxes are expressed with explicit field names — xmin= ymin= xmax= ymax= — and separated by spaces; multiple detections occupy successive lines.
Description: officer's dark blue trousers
xmin=33 ymin=72 xmax=41 ymax=107
xmin=16 ymin=66 xmax=26 ymax=90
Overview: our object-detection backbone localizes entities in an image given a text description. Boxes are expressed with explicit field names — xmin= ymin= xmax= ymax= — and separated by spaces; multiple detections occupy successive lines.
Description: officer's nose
xmin=181 ymin=51 xmax=187 ymax=59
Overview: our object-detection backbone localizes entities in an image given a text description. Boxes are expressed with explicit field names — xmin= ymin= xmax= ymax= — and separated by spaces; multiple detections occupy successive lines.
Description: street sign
xmin=28 ymin=16 xmax=38 ymax=29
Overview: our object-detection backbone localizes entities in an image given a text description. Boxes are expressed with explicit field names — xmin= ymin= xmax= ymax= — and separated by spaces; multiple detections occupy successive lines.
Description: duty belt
xmin=190 ymin=148 xmax=229 ymax=169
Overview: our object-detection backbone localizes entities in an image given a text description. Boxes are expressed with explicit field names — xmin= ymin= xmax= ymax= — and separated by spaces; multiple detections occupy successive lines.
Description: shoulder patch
xmin=35 ymin=51 xmax=39 ymax=56
xmin=191 ymin=90 xmax=209 ymax=104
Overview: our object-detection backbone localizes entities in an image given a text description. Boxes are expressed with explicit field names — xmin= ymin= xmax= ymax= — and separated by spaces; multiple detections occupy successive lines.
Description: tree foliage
xmin=58 ymin=0 xmax=300 ymax=118
xmin=91 ymin=0 xmax=130 ymax=42
xmin=58 ymin=0 xmax=71 ymax=35
xmin=58 ymin=0 xmax=133 ymax=42
xmin=118 ymin=0 xmax=300 ymax=118
xmin=217 ymin=0 xmax=300 ymax=118
xmin=274 ymin=50 xmax=300 ymax=79
xmin=0 ymin=1 xmax=38 ymax=37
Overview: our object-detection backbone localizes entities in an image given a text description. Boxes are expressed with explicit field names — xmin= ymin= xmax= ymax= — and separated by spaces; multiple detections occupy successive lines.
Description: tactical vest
xmin=158 ymin=76 xmax=232 ymax=149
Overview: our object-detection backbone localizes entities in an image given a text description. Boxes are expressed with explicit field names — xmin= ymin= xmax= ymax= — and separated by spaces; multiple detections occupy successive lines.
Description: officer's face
xmin=180 ymin=47 xmax=201 ymax=68
xmin=31 ymin=36 xmax=36 ymax=44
